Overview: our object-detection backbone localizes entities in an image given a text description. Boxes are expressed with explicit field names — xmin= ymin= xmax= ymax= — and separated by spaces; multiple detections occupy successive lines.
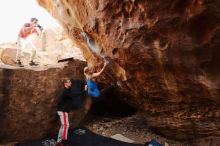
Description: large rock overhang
xmin=36 ymin=0 xmax=220 ymax=141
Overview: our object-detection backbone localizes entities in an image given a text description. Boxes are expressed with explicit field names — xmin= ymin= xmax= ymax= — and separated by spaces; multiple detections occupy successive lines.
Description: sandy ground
xmin=86 ymin=113 xmax=188 ymax=146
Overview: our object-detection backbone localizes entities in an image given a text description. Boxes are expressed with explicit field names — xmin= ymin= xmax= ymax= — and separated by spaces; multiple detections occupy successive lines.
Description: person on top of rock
xmin=84 ymin=57 xmax=109 ymax=98
xmin=56 ymin=78 xmax=87 ymax=146
xmin=16 ymin=17 xmax=43 ymax=67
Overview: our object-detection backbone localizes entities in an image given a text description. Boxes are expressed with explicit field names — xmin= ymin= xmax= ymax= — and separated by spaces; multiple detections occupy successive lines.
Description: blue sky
xmin=0 ymin=0 xmax=60 ymax=43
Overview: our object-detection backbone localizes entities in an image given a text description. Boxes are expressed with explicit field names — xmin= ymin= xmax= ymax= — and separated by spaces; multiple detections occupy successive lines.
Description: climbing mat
xmin=15 ymin=127 xmax=146 ymax=146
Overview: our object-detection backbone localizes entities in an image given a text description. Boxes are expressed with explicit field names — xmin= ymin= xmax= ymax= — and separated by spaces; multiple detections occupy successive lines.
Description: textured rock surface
xmin=0 ymin=60 xmax=88 ymax=143
xmin=36 ymin=0 xmax=220 ymax=141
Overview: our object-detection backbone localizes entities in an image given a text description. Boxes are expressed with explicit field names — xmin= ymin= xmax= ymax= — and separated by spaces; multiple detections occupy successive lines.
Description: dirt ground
xmin=85 ymin=113 xmax=189 ymax=146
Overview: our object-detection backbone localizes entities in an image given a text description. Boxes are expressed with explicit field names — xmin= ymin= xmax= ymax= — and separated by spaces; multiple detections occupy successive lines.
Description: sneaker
xmin=16 ymin=60 xmax=24 ymax=67
xmin=29 ymin=61 xmax=38 ymax=66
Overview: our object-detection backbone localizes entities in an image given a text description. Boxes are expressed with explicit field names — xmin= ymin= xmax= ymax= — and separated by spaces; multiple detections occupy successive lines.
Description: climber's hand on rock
xmin=81 ymin=32 xmax=87 ymax=38
xmin=104 ymin=58 xmax=110 ymax=66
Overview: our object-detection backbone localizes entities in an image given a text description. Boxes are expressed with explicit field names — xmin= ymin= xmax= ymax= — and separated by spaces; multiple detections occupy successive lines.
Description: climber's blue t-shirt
xmin=87 ymin=79 xmax=100 ymax=97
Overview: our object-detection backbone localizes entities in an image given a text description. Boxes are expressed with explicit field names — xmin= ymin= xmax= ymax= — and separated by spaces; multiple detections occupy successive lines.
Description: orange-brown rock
xmin=35 ymin=0 xmax=220 ymax=141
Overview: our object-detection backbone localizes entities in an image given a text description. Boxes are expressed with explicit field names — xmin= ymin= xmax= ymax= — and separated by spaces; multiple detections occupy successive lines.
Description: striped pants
xmin=57 ymin=111 xmax=69 ymax=142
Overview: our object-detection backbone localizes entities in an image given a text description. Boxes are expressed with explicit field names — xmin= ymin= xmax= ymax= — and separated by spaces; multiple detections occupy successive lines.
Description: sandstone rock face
xmin=0 ymin=60 xmax=88 ymax=143
xmin=36 ymin=0 xmax=220 ymax=141
xmin=41 ymin=28 xmax=84 ymax=61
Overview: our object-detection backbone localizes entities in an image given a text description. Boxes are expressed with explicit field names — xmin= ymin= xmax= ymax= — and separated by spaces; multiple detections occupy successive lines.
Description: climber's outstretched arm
xmin=90 ymin=63 xmax=107 ymax=78
xmin=84 ymin=58 xmax=109 ymax=79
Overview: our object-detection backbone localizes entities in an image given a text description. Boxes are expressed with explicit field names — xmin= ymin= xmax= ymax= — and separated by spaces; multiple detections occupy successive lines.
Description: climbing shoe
xmin=29 ymin=61 xmax=38 ymax=66
xmin=16 ymin=60 xmax=24 ymax=67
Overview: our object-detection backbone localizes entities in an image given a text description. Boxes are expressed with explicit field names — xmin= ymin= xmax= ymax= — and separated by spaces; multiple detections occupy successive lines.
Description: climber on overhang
xmin=81 ymin=31 xmax=111 ymax=97
xmin=84 ymin=57 xmax=109 ymax=98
